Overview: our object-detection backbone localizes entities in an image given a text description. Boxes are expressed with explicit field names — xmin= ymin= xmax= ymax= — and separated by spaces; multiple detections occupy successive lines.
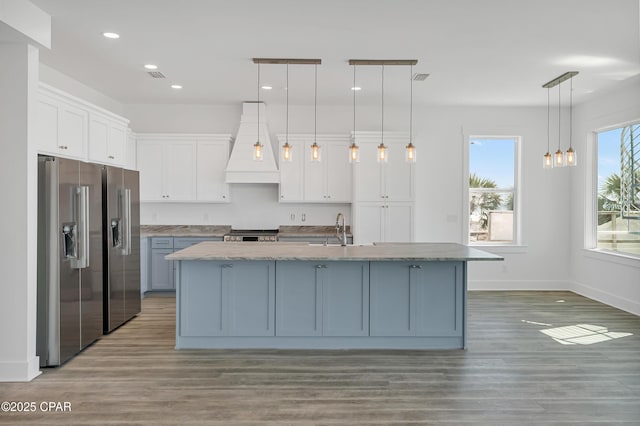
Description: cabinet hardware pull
xmin=316 ymin=264 xmax=327 ymax=269
xmin=410 ymin=265 xmax=422 ymax=269
xmin=108 ymin=155 xmax=115 ymax=159
xmin=221 ymin=264 xmax=233 ymax=268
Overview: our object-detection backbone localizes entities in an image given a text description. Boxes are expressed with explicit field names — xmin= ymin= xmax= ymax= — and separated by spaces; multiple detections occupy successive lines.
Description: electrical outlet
xmin=290 ymin=213 xmax=295 ymax=222
xmin=301 ymin=213 xmax=306 ymax=222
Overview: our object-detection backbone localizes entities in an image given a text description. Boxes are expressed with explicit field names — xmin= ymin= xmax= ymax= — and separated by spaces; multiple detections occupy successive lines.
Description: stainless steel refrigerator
xmin=103 ymin=166 xmax=141 ymax=333
xmin=37 ymin=156 xmax=104 ymax=366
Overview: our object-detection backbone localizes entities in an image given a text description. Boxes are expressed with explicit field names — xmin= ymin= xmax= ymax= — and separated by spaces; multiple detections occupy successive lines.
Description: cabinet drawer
xmin=151 ymin=237 xmax=174 ymax=249
xmin=174 ymin=237 xmax=221 ymax=249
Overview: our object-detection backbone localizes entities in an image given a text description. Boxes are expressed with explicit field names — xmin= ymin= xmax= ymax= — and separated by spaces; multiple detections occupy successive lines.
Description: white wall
xmin=570 ymin=75 xmax=640 ymax=315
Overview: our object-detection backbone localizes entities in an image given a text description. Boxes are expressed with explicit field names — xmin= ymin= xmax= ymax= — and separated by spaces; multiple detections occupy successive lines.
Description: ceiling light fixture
xmin=102 ymin=32 xmax=120 ymax=39
xmin=253 ymin=62 xmax=263 ymax=161
xmin=144 ymin=64 xmax=158 ymax=70
xmin=349 ymin=64 xmax=360 ymax=163
xmin=349 ymin=59 xmax=418 ymax=164
xmin=310 ymin=63 xmax=320 ymax=162
xmin=261 ymin=85 xmax=272 ymax=90
xmin=542 ymin=71 xmax=579 ymax=169
xmin=170 ymin=84 xmax=182 ymax=89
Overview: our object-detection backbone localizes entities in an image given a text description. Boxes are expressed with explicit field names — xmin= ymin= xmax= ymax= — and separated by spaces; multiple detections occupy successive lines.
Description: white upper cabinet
xmin=88 ymin=113 xmax=128 ymax=166
xmin=279 ymin=135 xmax=352 ymax=203
xmin=36 ymin=83 xmax=130 ymax=166
xmin=136 ymin=134 xmax=231 ymax=203
xmin=353 ymin=132 xmax=414 ymax=202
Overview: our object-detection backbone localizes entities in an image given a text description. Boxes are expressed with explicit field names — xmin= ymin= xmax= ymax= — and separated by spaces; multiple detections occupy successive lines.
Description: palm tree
xmin=469 ymin=173 xmax=502 ymax=229
xmin=598 ymin=173 xmax=621 ymax=225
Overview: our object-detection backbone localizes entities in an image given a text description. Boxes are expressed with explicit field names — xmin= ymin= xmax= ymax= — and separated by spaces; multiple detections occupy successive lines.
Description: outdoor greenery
xmin=469 ymin=173 xmax=501 ymax=230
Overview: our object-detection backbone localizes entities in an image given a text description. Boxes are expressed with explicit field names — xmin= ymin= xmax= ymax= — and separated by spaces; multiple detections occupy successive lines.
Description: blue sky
xmin=597 ymin=127 xmax=622 ymax=188
xmin=469 ymin=138 xmax=515 ymax=188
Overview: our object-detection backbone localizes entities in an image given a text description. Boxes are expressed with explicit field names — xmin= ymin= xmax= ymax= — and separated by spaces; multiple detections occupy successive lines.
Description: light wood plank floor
xmin=2 ymin=291 xmax=639 ymax=425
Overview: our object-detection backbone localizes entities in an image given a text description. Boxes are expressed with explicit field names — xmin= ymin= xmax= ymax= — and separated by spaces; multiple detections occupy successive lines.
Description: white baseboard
xmin=571 ymin=280 xmax=640 ymax=316
xmin=468 ymin=279 xmax=569 ymax=291
xmin=0 ymin=357 xmax=41 ymax=382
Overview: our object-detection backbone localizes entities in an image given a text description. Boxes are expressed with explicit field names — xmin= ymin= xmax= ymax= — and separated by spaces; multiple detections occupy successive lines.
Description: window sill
xmin=582 ymin=249 xmax=640 ymax=267
xmin=469 ymin=244 xmax=528 ymax=254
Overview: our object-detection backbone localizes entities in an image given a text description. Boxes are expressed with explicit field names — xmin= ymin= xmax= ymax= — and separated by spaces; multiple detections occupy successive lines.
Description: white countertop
xmin=166 ymin=242 xmax=504 ymax=262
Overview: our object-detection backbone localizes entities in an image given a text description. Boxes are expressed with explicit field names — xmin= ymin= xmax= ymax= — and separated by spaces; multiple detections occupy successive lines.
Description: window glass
xmin=596 ymin=124 xmax=640 ymax=256
xmin=469 ymin=137 xmax=517 ymax=244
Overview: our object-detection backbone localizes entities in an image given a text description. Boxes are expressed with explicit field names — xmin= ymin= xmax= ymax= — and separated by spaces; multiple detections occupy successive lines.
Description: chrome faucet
xmin=336 ymin=213 xmax=347 ymax=246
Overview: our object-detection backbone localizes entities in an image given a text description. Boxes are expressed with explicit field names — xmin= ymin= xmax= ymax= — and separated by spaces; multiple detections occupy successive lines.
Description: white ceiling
xmin=31 ymin=0 xmax=640 ymax=107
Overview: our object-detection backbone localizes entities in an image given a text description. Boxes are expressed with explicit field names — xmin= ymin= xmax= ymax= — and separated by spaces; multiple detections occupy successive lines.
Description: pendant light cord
xmin=569 ymin=77 xmax=573 ymax=149
xmin=314 ymin=63 xmax=317 ymax=145
xmin=410 ymin=64 xmax=413 ymax=145
xmin=381 ymin=65 xmax=385 ymax=145
xmin=353 ymin=65 xmax=356 ymax=139
xmin=257 ymin=63 xmax=260 ymax=143
xmin=557 ymin=83 xmax=561 ymax=151
xmin=547 ymin=88 xmax=550 ymax=153
xmin=286 ymin=63 xmax=289 ymax=144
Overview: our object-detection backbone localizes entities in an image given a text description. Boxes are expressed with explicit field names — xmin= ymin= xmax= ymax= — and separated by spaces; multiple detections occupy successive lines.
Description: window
xmin=595 ymin=123 xmax=640 ymax=256
xmin=468 ymin=137 xmax=519 ymax=244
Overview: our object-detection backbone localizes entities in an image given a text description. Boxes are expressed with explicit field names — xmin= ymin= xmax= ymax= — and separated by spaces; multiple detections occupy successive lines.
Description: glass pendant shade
xmin=282 ymin=142 xmax=292 ymax=162
xmin=554 ymin=149 xmax=565 ymax=167
xmin=543 ymin=152 xmax=553 ymax=169
xmin=349 ymin=143 xmax=360 ymax=163
xmin=377 ymin=143 xmax=388 ymax=163
xmin=405 ymin=142 xmax=416 ymax=163
xmin=310 ymin=142 xmax=321 ymax=162
xmin=253 ymin=141 xmax=263 ymax=161
xmin=565 ymin=147 xmax=577 ymax=167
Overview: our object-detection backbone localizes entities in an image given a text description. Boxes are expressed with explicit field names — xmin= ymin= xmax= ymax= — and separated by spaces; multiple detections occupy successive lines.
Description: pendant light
xmin=565 ymin=75 xmax=577 ymax=166
xmin=543 ymin=87 xmax=552 ymax=168
xmin=349 ymin=64 xmax=360 ymax=163
xmin=541 ymin=71 xmax=579 ymax=169
xmin=282 ymin=64 xmax=292 ymax=162
xmin=253 ymin=62 xmax=263 ymax=161
xmin=405 ymin=63 xmax=416 ymax=163
xmin=377 ymin=64 xmax=388 ymax=163
xmin=310 ymin=64 xmax=321 ymax=162
xmin=554 ymin=83 xmax=564 ymax=168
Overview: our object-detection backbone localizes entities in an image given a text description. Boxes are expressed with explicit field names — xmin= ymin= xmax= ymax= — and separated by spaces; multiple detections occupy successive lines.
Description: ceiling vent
xmin=412 ymin=73 xmax=430 ymax=81
xmin=147 ymin=71 xmax=166 ymax=79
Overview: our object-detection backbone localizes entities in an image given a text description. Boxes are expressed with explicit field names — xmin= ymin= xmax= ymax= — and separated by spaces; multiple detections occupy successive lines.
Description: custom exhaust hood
xmin=225 ymin=102 xmax=279 ymax=184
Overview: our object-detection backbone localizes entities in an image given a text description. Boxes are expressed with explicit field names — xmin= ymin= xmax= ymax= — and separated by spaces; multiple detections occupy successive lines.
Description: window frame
xmin=588 ymin=119 xmax=640 ymax=259
xmin=464 ymin=135 xmax=522 ymax=247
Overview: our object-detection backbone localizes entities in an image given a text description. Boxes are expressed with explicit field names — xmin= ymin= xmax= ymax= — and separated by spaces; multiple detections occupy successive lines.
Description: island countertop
xmin=166 ymin=241 xmax=503 ymax=262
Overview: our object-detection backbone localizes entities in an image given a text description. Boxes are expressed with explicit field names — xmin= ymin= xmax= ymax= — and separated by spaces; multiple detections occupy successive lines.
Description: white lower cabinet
xmin=354 ymin=202 xmax=413 ymax=245
xmin=275 ymin=261 xmax=369 ymax=336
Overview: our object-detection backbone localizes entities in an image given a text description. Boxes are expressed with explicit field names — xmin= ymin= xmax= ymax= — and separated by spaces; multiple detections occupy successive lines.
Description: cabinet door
xmin=59 ymin=103 xmax=87 ymax=159
xmin=108 ymin=123 xmax=127 ymax=165
xmin=279 ymin=141 xmax=304 ymax=202
xmin=275 ymin=262 xmax=322 ymax=336
xmin=179 ymin=261 xmax=226 ymax=337
xmin=165 ymin=142 xmax=196 ymax=200
xmin=304 ymin=143 xmax=325 ymax=202
xmin=150 ymin=248 xmax=174 ymax=290
xmin=384 ymin=204 xmax=413 ymax=242
xmin=384 ymin=144 xmax=413 ymax=201
xmin=140 ymin=238 xmax=149 ymax=294
xmin=354 ymin=145 xmax=383 ymax=202
xmin=355 ymin=204 xmax=383 ymax=245
xmin=413 ymin=262 xmax=463 ymax=337
xmin=137 ymin=141 xmax=165 ymax=201
xmin=35 ymin=96 xmax=60 ymax=153
xmin=227 ymin=261 xmax=275 ymax=336
xmin=325 ymin=143 xmax=352 ymax=202
xmin=370 ymin=262 xmax=413 ymax=336
xmin=196 ymin=141 xmax=229 ymax=202
xmin=323 ymin=262 xmax=369 ymax=336
xmin=88 ymin=114 xmax=109 ymax=163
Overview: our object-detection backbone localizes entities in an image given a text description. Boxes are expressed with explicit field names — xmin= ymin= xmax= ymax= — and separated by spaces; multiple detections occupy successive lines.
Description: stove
xmin=223 ymin=229 xmax=279 ymax=242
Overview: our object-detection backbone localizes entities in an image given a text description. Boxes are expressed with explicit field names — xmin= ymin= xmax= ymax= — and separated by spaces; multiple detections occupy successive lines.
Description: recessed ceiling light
xmin=171 ymin=84 xmax=182 ymax=89
xmin=351 ymin=87 xmax=362 ymax=91
xmin=102 ymin=32 xmax=120 ymax=39
xmin=261 ymin=85 xmax=272 ymax=90
xmin=144 ymin=64 xmax=158 ymax=70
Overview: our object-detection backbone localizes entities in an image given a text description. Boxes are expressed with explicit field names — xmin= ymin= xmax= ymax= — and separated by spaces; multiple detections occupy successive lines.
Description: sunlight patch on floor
xmin=540 ymin=324 xmax=633 ymax=345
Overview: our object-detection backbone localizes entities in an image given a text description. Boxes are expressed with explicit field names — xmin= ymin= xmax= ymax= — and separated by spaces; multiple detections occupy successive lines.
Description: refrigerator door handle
xmin=61 ymin=222 xmax=77 ymax=259
xmin=122 ymin=188 xmax=132 ymax=256
xmin=71 ymin=185 xmax=90 ymax=269
xmin=111 ymin=218 xmax=121 ymax=248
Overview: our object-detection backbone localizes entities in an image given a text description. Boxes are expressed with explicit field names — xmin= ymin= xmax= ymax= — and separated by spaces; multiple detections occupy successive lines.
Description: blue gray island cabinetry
xmin=166 ymin=242 xmax=502 ymax=350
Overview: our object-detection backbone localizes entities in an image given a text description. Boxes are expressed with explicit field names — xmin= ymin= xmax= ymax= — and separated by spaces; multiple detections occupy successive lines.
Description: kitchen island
xmin=166 ymin=242 xmax=502 ymax=350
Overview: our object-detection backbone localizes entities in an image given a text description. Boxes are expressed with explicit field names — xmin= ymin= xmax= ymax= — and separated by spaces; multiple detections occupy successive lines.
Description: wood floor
xmin=2 ymin=291 xmax=640 ymax=425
